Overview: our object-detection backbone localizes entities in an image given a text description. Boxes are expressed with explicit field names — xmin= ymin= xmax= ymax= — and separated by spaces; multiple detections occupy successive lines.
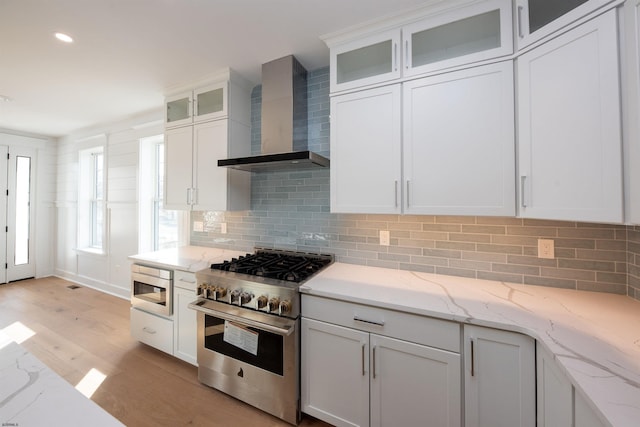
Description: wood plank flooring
xmin=0 ymin=277 xmax=332 ymax=427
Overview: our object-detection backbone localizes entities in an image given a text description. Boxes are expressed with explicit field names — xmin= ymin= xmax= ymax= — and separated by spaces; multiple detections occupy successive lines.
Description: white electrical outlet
xmin=193 ymin=221 xmax=204 ymax=232
xmin=380 ymin=230 xmax=390 ymax=246
xmin=220 ymin=223 xmax=227 ymax=234
xmin=538 ymin=239 xmax=555 ymax=259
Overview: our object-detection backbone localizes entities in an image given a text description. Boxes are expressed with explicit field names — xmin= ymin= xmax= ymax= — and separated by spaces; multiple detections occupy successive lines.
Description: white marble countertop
xmin=0 ymin=331 xmax=124 ymax=426
xmin=128 ymin=246 xmax=246 ymax=273
xmin=300 ymin=262 xmax=640 ymax=427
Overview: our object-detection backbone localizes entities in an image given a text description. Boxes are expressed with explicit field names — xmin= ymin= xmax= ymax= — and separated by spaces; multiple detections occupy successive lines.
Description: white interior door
xmin=6 ymin=146 xmax=36 ymax=282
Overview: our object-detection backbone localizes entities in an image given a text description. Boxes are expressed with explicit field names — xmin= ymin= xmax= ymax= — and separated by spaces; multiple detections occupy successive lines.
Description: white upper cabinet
xmin=516 ymin=9 xmax=623 ymax=223
xmin=163 ymin=70 xmax=252 ymax=211
xmin=515 ymin=0 xmax=616 ymax=49
xmin=403 ymin=0 xmax=512 ymax=77
xmin=331 ymin=29 xmax=402 ymax=94
xmin=330 ymin=84 xmax=402 ymax=214
xmin=326 ymin=0 xmax=513 ymax=93
xmin=403 ymin=61 xmax=515 ymax=216
xmin=165 ymin=82 xmax=230 ymax=128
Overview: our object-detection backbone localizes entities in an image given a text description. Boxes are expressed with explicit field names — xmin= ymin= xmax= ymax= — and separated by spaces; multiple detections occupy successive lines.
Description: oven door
xmin=189 ymin=299 xmax=300 ymax=425
xmin=131 ymin=269 xmax=172 ymax=317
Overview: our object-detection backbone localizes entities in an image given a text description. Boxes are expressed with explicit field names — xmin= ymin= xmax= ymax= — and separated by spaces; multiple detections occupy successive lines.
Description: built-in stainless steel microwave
xmin=131 ymin=264 xmax=173 ymax=317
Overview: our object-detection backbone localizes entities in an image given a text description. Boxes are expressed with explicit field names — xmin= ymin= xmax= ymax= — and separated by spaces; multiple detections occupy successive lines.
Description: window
xmin=78 ymin=144 xmax=105 ymax=253
xmin=139 ymin=135 xmax=184 ymax=252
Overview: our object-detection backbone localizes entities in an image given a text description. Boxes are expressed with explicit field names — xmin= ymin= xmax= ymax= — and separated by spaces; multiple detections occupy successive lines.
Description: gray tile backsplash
xmin=191 ymin=67 xmax=640 ymax=301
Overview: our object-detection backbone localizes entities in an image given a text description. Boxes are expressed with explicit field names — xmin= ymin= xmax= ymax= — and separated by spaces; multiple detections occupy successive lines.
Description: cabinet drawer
xmin=302 ymin=295 xmax=460 ymax=353
xmin=130 ymin=308 xmax=174 ymax=354
xmin=174 ymin=270 xmax=197 ymax=291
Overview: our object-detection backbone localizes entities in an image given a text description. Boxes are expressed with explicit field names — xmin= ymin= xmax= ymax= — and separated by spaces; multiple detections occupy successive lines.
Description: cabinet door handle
xmin=406 ymin=180 xmax=410 ymax=208
xmin=372 ymin=345 xmax=377 ymax=379
xmin=394 ymin=180 xmax=398 ymax=207
xmin=361 ymin=343 xmax=366 ymax=376
xmin=520 ymin=176 xmax=527 ymax=208
xmin=143 ymin=327 xmax=157 ymax=335
xmin=393 ymin=42 xmax=398 ymax=72
xmin=517 ymin=5 xmax=524 ymax=39
xmin=470 ymin=338 xmax=475 ymax=377
xmin=192 ymin=188 xmax=198 ymax=205
xmin=187 ymin=188 xmax=191 ymax=205
xmin=405 ymin=40 xmax=410 ymax=70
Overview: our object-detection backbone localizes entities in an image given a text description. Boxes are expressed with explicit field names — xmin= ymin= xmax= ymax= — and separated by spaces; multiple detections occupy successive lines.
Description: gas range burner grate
xmin=210 ymin=249 xmax=333 ymax=283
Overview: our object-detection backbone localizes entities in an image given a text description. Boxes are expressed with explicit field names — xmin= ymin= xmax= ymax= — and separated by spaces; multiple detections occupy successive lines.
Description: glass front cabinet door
xmin=330 ymin=29 xmax=402 ymax=93
xmin=165 ymin=92 xmax=192 ymax=128
xmin=403 ymin=0 xmax=513 ymax=77
xmin=194 ymin=82 xmax=227 ymax=123
xmin=515 ymin=0 xmax=615 ymax=49
xmin=165 ymin=82 xmax=228 ymax=127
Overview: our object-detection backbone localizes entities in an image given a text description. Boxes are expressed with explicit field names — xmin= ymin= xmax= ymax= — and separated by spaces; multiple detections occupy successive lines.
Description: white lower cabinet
xmin=301 ymin=295 xmax=461 ymax=427
xmin=173 ymin=270 xmax=198 ymax=366
xmin=537 ymin=344 xmax=606 ymax=427
xmin=130 ymin=307 xmax=174 ymax=354
xmin=302 ymin=318 xmax=370 ymax=427
xmin=464 ymin=325 xmax=535 ymax=427
xmin=537 ymin=344 xmax=573 ymax=427
xmin=370 ymin=334 xmax=461 ymax=427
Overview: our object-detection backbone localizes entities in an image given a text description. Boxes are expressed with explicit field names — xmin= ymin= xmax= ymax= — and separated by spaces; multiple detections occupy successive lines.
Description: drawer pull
xmin=143 ymin=327 xmax=157 ymax=335
xmin=179 ymin=278 xmax=196 ymax=284
xmin=354 ymin=316 xmax=385 ymax=327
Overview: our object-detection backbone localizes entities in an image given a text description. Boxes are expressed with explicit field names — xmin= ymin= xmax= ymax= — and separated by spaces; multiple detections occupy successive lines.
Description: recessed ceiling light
xmin=0 ymin=95 xmax=12 ymax=103
xmin=55 ymin=32 xmax=74 ymax=43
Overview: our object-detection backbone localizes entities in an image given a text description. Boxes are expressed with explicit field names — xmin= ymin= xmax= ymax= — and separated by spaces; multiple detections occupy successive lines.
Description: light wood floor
xmin=0 ymin=277 xmax=332 ymax=427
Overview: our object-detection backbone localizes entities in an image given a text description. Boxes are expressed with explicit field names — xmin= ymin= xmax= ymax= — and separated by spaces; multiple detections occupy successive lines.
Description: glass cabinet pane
xmin=411 ymin=10 xmax=501 ymax=68
xmin=166 ymin=96 xmax=190 ymax=123
xmin=528 ymin=0 xmax=589 ymax=33
xmin=337 ymin=40 xmax=393 ymax=84
xmin=197 ymin=87 xmax=224 ymax=117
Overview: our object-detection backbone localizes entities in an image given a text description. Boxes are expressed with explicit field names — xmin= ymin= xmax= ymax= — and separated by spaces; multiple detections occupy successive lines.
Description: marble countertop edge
xmin=300 ymin=262 xmax=640 ymax=427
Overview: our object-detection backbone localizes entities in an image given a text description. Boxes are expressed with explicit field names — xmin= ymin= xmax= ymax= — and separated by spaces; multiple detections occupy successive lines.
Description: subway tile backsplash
xmin=191 ymin=67 xmax=640 ymax=301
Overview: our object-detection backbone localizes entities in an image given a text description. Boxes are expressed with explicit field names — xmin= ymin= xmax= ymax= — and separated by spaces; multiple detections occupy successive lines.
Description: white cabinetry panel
xmin=464 ymin=325 xmax=535 ymax=427
xmin=370 ymin=334 xmax=461 ymax=427
xmin=403 ymin=61 xmax=515 ymax=215
xmin=517 ymin=10 xmax=622 ymax=223
xmin=330 ymin=85 xmax=402 ymax=214
xmin=301 ymin=318 xmax=369 ymax=427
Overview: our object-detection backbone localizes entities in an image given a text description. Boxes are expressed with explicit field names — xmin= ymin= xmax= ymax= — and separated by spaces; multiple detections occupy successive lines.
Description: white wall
xmin=54 ymin=110 xmax=163 ymax=299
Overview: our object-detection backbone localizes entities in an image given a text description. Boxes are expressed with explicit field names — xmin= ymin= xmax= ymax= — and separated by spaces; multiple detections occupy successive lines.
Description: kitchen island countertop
xmin=0 ymin=331 xmax=124 ymax=426
xmin=300 ymin=262 xmax=640 ymax=427
xmin=128 ymin=245 xmax=246 ymax=273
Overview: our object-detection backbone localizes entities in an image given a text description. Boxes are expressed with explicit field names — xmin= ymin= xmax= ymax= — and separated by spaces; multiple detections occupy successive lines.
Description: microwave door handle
xmin=188 ymin=301 xmax=296 ymax=337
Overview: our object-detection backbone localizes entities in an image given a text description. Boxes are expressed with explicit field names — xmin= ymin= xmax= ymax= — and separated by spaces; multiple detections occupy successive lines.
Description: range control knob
xmin=268 ymin=297 xmax=280 ymax=312
xmin=240 ymin=292 xmax=253 ymax=305
xmin=214 ymin=287 xmax=227 ymax=299
xmin=230 ymin=289 xmax=241 ymax=304
xmin=256 ymin=295 xmax=268 ymax=309
xmin=279 ymin=300 xmax=292 ymax=315
xmin=198 ymin=282 xmax=209 ymax=297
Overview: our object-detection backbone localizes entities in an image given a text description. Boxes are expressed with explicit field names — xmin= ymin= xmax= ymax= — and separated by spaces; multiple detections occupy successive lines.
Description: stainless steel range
xmin=188 ymin=248 xmax=333 ymax=425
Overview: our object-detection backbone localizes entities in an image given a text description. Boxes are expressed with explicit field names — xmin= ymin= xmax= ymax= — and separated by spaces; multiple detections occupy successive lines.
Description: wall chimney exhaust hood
xmin=218 ymin=55 xmax=329 ymax=172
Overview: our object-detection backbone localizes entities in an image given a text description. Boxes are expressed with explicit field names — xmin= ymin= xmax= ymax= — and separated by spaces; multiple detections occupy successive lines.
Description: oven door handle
xmin=189 ymin=301 xmax=296 ymax=337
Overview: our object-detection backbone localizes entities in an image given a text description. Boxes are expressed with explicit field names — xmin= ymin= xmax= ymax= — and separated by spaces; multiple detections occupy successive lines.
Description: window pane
xmin=15 ymin=156 xmax=30 ymax=265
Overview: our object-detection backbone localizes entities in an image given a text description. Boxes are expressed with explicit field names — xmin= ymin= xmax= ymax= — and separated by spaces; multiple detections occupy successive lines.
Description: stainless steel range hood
xmin=218 ymin=55 xmax=330 ymax=172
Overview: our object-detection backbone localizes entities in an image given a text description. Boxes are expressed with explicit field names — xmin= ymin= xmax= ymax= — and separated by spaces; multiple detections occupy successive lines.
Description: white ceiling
xmin=0 ymin=0 xmax=432 ymax=138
